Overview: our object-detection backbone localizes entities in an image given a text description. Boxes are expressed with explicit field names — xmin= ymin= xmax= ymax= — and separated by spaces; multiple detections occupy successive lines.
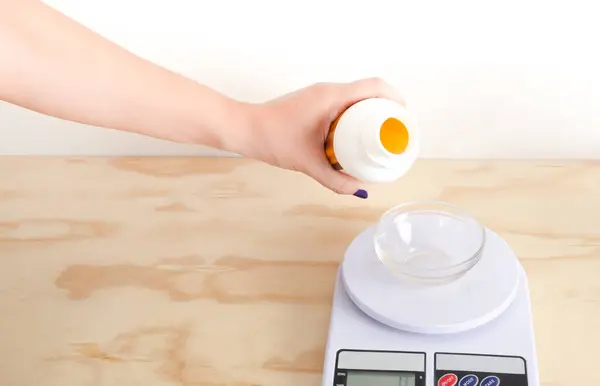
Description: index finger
xmin=346 ymin=77 xmax=405 ymax=106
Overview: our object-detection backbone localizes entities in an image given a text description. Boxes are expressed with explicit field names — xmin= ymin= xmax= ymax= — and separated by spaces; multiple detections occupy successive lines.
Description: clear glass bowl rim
xmin=373 ymin=200 xmax=487 ymax=272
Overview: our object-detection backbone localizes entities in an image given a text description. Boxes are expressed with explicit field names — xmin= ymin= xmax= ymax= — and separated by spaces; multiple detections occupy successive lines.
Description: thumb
xmin=305 ymin=157 xmax=368 ymax=198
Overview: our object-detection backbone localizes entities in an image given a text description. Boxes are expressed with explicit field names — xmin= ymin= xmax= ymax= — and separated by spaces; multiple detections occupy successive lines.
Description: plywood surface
xmin=0 ymin=158 xmax=598 ymax=386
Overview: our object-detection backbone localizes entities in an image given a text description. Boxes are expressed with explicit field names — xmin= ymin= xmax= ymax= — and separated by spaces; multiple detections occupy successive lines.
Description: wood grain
xmin=0 ymin=158 xmax=598 ymax=386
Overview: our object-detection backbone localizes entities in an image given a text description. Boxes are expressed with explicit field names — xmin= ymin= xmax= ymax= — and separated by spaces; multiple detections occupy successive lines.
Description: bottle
xmin=325 ymin=98 xmax=419 ymax=183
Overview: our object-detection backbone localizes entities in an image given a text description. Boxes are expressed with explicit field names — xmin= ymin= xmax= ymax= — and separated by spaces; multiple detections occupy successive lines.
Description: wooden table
xmin=0 ymin=158 xmax=598 ymax=386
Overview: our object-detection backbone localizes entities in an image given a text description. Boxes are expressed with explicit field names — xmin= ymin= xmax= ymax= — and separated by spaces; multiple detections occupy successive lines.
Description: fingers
xmin=330 ymin=78 xmax=405 ymax=117
xmin=348 ymin=77 xmax=405 ymax=106
xmin=303 ymin=77 xmax=403 ymax=197
xmin=304 ymin=153 xmax=368 ymax=198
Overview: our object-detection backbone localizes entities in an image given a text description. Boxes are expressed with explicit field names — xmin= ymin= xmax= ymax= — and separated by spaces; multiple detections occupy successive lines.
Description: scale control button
xmin=458 ymin=374 xmax=479 ymax=386
xmin=438 ymin=373 xmax=458 ymax=386
xmin=480 ymin=375 xmax=500 ymax=386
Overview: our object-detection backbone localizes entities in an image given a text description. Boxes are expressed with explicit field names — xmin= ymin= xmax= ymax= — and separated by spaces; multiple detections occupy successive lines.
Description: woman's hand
xmin=0 ymin=1 xmax=404 ymax=198
xmin=236 ymin=78 xmax=405 ymax=198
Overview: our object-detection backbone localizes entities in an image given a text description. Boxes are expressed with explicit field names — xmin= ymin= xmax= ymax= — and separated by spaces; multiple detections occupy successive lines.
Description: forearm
xmin=0 ymin=0 xmax=250 ymax=150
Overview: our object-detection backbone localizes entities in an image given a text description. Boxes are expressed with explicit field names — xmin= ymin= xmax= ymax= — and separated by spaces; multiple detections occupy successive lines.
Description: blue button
xmin=458 ymin=374 xmax=479 ymax=386
xmin=480 ymin=375 xmax=500 ymax=386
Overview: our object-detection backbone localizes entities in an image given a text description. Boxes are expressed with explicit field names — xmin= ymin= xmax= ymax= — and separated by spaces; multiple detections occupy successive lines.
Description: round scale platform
xmin=341 ymin=226 xmax=521 ymax=334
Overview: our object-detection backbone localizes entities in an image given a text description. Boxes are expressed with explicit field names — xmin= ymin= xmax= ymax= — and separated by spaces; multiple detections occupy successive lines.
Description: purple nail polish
xmin=353 ymin=189 xmax=368 ymax=199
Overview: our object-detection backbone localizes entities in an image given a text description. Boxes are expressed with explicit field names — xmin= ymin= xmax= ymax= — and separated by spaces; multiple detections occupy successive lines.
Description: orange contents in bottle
xmin=379 ymin=117 xmax=409 ymax=154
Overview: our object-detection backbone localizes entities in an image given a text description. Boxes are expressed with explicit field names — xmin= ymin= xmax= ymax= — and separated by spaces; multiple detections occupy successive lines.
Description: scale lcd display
xmin=346 ymin=371 xmax=416 ymax=386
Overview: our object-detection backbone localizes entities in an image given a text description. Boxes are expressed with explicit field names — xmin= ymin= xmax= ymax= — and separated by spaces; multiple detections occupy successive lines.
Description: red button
xmin=438 ymin=373 xmax=458 ymax=386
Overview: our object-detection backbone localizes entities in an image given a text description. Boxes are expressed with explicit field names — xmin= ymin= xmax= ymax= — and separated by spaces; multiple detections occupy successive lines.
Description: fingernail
xmin=353 ymin=189 xmax=368 ymax=199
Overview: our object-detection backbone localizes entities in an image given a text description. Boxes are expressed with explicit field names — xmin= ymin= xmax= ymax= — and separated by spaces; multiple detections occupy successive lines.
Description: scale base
xmin=322 ymin=230 xmax=539 ymax=386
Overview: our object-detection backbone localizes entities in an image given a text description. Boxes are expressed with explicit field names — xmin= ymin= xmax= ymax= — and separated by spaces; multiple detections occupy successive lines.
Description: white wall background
xmin=1 ymin=0 xmax=599 ymax=158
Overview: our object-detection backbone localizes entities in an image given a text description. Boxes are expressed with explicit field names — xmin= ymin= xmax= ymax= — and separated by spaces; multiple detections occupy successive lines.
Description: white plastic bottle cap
xmin=325 ymin=98 xmax=419 ymax=183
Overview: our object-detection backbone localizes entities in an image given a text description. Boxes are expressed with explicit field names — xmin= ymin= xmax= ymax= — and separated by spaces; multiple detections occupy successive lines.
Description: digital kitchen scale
xmin=321 ymin=225 xmax=539 ymax=386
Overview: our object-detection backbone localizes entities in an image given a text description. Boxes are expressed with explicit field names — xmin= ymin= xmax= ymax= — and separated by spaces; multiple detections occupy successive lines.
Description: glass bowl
xmin=373 ymin=201 xmax=486 ymax=284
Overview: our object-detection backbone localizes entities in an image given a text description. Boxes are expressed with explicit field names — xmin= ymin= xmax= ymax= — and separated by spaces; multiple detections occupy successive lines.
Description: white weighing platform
xmin=321 ymin=227 xmax=539 ymax=386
